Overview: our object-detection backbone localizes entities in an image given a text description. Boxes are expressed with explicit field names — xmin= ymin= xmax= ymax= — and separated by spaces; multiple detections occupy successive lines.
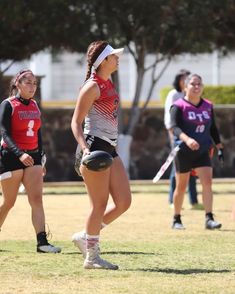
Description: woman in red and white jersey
xmin=0 ymin=69 xmax=61 ymax=253
xmin=71 ymin=41 xmax=132 ymax=270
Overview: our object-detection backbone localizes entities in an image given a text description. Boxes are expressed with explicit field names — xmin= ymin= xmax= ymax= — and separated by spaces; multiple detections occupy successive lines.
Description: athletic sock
xmin=101 ymin=222 xmax=107 ymax=229
xmin=173 ymin=214 xmax=181 ymax=223
xmin=205 ymin=212 xmax=214 ymax=220
xmin=37 ymin=231 xmax=49 ymax=246
xmin=86 ymin=234 xmax=99 ymax=249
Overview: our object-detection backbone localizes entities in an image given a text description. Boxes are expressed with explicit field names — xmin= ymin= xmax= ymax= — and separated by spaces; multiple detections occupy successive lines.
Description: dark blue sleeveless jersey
xmin=173 ymin=98 xmax=213 ymax=152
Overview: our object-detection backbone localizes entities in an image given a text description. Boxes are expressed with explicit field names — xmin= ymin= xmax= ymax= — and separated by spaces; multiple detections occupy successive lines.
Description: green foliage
xmin=160 ymin=85 xmax=235 ymax=104
xmin=203 ymin=85 xmax=235 ymax=104
xmin=0 ymin=0 xmax=91 ymax=64
xmin=212 ymin=0 xmax=235 ymax=50
xmin=160 ymin=86 xmax=172 ymax=104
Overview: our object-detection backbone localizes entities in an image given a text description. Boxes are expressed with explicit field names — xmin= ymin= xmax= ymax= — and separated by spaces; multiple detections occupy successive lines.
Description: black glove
xmin=217 ymin=149 xmax=224 ymax=165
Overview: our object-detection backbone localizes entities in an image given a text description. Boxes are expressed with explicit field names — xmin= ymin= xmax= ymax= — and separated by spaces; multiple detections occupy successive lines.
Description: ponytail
xmin=9 ymin=78 xmax=18 ymax=96
xmin=85 ymin=41 xmax=108 ymax=82
xmin=85 ymin=63 xmax=93 ymax=82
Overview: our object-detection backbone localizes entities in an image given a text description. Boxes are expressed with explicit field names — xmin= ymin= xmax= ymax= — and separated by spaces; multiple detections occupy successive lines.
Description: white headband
xmin=15 ymin=70 xmax=33 ymax=83
xmin=93 ymin=44 xmax=124 ymax=69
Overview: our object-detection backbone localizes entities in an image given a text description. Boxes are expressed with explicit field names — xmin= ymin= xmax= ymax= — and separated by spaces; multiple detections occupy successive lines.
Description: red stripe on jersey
xmin=91 ymin=74 xmax=119 ymax=126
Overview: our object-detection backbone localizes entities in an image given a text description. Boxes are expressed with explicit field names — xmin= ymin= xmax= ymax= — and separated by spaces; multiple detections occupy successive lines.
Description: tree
xmin=0 ymin=0 xmax=90 ymax=97
xmin=81 ymin=0 xmax=222 ymax=169
xmin=210 ymin=0 xmax=235 ymax=51
xmin=0 ymin=0 xmax=232 ymax=171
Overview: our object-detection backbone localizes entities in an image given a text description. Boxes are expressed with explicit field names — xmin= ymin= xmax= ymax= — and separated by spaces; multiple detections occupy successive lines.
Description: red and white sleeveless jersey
xmin=4 ymin=97 xmax=41 ymax=150
xmin=84 ymin=73 xmax=119 ymax=139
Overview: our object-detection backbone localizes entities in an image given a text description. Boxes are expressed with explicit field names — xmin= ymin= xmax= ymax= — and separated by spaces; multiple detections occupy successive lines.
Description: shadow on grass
xmin=66 ymin=251 xmax=156 ymax=256
xmin=0 ymin=249 xmax=11 ymax=252
xmin=213 ymin=191 xmax=235 ymax=195
xmin=104 ymin=251 xmax=156 ymax=255
xmin=128 ymin=267 xmax=231 ymax=274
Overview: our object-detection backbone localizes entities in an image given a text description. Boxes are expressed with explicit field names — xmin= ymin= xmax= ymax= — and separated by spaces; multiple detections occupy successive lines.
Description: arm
xmin=210 ymin=107 xmax=224 ymax=163
xmin=37 ymin=128 xmax=47 ymax=175
xmin=210 ymin=108 xmax=223 ymax=149
xmin=0 ymin=100 xmax=24 ymax=157
xmin=71 ymin=81 xmax=100 ymax=155
xmin=170 ymin=105 xmax=199 ymax=150
xmin=37 ymin=128 xmax=43 ymax=154
xmin=164 ymin=90 xmax=175 ymax=130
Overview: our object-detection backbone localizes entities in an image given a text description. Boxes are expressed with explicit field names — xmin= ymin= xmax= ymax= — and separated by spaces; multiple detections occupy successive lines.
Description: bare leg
xmin=81 ymin=166 xmax=110 ymax=235
xmin=195 ymin=167 xmax=213 ymax=213
xmin=195 ymin=166 xmax=221 ymax=229
xmin=173 ymin=172 xmax=190 ymax=215
xmin=72 ymin=157 xmax=131 ymax=262
xmin=23 ymin=165 xmax=61 ymax=253
xmin=81 ymin=166 xmax=118 ymax=269
xmin=0 ymin=170 xmax=23 ymax=229
xmin=23 ymin=165 xmax=45 ymax=234
xmin=102 ymin=157 xmax=131 ymax=225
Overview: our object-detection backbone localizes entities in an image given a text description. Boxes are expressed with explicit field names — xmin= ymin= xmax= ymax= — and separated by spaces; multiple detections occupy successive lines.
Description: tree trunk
xmin=119 ymin=45 xmax=145 ymax=172
xmin=117 ymin=134 xmax=133 ymax=177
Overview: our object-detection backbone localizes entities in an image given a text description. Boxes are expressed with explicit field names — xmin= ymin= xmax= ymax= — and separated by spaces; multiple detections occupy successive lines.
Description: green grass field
xmin=0 ymin=181 xmax=235 ymax=294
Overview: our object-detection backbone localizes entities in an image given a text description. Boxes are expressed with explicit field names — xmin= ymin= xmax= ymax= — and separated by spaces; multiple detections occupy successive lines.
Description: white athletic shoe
xmin=172 ymin=215 xmax=185 ymax=230
xmin=84 ymin=245 xmax=118 ymax=270
xmin=205 ymin=219 xmax=222 ymax=230
xmin=72 ymin=231 xmax=86 ymax=257
xmin=37 ymin=244 xmax=61 ymax=253
xmin=172 ymin=222 xmax=185 ymax=230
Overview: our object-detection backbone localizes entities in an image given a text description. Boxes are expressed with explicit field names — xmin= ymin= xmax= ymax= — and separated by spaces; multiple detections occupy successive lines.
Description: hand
xmin=82 ymin=147 xmax=90 ymax=157
xmin=209 ymin=146 xmax=215 ymax=158
xmin=19 ymin=153 xmax=34 ymax=167
xmin=186 ymin=138 xmax=200 ymax=151
xmin=42 ymin=166 xmax=47 ymax=177
xmin=41 ymin=153 xmax=47 ymax=167
xmin=217 ymin=148 xmax=224 ymax=165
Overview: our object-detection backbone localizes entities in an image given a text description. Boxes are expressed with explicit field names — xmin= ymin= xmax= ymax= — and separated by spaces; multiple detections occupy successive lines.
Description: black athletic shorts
xmin=0 ymin=148 xmax=42 ymax=174
xmin=74 ymin=135 xmax=118 ymax=176
xmin=174 ymin=148 xmax=211 ymax=173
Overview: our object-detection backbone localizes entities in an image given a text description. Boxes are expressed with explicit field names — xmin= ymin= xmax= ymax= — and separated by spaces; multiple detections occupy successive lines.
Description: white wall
xmin=3 ymin=50 xmax=235 ymax=102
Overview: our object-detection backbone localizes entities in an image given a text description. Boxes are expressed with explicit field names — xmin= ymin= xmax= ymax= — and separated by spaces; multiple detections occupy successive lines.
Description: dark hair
xmin=85 ymin=41 xmax=108 ymax=81
xmin=184 ymin=74 xmax=202 ymax=87
xmin=9 ymin=68 xmax=34 ymax=96
xmin=173 ymin=69 xmax=190 ymax=92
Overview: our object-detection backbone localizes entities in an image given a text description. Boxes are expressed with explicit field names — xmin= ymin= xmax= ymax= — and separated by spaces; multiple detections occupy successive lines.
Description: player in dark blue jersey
xmin=164 ymin=69 xmax=200 ymax=209
xmin=170 ymin=74 xmax=223 ymax=230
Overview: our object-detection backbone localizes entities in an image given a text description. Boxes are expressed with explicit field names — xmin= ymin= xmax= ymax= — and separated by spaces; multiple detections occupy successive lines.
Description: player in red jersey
xmin=71 ymin=41 xmax=132 ymax=270
xmin=0 ymin=69 xmax=61 ymax=253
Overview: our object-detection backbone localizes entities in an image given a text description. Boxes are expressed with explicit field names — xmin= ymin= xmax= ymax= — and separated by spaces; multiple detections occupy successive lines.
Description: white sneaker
xmin=172 ymin=222 xmax=185 ymax=230
xmin=37 ymin=244 xmax=61 ymax=253
xmin=205 ymin=219 xmax=222 ymax=230
xmin=72 ymin=231 xmax=86 ymax=257
xmin=84 ymin=244 xmax=118 ymax=270
xmin=84 ymin=256 xmax=119 ymax=270
xmin=172 ymin=215 xmax=185 ymax=230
